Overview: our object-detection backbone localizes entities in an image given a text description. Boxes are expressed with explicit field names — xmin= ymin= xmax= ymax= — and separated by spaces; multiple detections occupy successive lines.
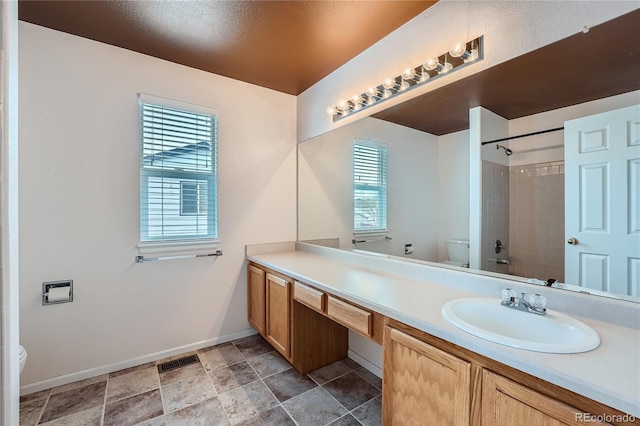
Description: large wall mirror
xmin=298 ymin=10 xmax=640 ymax=302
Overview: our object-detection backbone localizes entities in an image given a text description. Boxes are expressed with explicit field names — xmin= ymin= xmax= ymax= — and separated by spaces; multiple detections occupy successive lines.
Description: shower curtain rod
xmin=481 ymin=126 xmax=564 ymax=146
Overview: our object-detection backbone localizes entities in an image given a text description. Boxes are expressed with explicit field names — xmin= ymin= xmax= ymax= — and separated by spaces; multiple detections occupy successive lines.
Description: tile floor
xmin=19 ymin=334 xmax=382 ymax=426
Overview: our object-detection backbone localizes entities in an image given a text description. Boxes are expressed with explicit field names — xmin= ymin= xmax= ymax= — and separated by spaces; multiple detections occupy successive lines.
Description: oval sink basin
xmin=442 ymin=298 xmax=600 ymax=353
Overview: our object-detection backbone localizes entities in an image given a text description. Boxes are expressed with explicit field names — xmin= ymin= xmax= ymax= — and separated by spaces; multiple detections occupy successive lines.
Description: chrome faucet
xmin=501 ymin=289 xmax=547 ymax=315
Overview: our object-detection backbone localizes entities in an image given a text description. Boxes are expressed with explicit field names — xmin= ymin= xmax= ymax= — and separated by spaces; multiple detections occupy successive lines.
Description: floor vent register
xmin=157 ymin=354 xmax=200 ymax=373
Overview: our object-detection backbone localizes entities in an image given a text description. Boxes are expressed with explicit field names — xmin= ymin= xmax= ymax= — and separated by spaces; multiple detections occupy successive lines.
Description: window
xmin=180 ymin=181 xmax=207 ymax=216
xmin=353 ymin=141 xmax=387 ymax=233
xmin=139 ymin=94 xmax=218 ymax=243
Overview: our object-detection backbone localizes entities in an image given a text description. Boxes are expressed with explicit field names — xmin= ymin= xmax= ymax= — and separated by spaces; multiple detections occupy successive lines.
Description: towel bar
xmin=135 ymin=250 xmax=222 ymax=263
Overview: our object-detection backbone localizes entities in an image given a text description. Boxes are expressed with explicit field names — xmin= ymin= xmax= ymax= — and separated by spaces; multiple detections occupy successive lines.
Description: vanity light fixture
xmin=326 ymin=36 xmax=483 ymax=121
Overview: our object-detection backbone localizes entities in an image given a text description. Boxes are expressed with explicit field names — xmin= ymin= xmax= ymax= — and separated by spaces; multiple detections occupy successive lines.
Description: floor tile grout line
xmin=34 ymin=391 xmax=51 ymax=426
xmin=278 ymin=403 xmax=301 ymax=426
xmin=221 ymin=353 xmax=267 ymax=424
xmin=327 ymin=412 xmax=366 ymax=426
xmin=247 ymin=358 xmax=281 ymax=405
xmin=104 ymin=368 xmax=163 ymax=405
xmin=281 ymin=386 xmax=329 ymax=424
xmin=310 ymin=367 xmax=355 ymax=387
xmin=36 ymin=388 xmax=107 ymax=426
xmin=246 ymin=352 xmax=293 ymax=381
xmin=158 ymin=362 xmax=219 ymax=422
xmin=259 ymin=375 xmax=298 ymax=426
xmin=210 ymin=368 xmax=262 ymax=397
xmin=346 ymin=394 xmax=382 ymax=425
xmin=200 ymin=359 xmax=235 ymax=426
xmin=352 ymin=368 xmax=383 ymax=392
xmin=306 ymin=359 xmax=359 ymax=386
xmin=201 ymin=360 xmax=220 ymax=400
xmin=100 ymin=376 xmax=109 ymax=426
xmin=155 ymin=366 xmax=167 ymax=423
xmin=318 ymin=382 xmax=350 ymax=413
xmin=312 ymin=384 xmax=351 ymax=425
xmin=162 ymin=361 xmax=222 ymax=419
xmin=317 ymin=367 xmax=381 ymax=425
xmin=243 ymin=351 xmax=318 ymax=426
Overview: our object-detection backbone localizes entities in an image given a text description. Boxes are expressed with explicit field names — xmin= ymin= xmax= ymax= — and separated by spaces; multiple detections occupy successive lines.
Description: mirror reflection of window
xmin=353 ymin=141 xmax=387 ymax=234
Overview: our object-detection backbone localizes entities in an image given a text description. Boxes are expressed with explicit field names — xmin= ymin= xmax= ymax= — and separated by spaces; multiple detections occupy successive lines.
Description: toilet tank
xmin=446 ymin=239 xmax=470 ymax=263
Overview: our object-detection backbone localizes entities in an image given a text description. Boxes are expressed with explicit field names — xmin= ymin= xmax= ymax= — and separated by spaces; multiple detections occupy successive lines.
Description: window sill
xmin=137 ymin=239 xmax=220 ymax=256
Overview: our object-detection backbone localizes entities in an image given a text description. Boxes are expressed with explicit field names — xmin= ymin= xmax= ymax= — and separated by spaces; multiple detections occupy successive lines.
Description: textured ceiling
xmin=18 ymin=0 xmax=436 ymax=95
xmin=373 ymin=9 xmax=640 ymax=135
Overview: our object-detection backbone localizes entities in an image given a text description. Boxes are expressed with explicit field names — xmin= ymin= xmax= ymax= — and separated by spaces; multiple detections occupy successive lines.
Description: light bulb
xmin=424 ymin=58 xmax=440 ymax=71
xmin=366 ymin=87 xmax=379 ymax=97
xmin=399 ymin=80 xmax=410 ymax=91
xmin=439 ymin=62 xmax=453 ymax=74
xmin=326 ymin=106 xmax=336 ymax=116
xmin=383 ymin=77 xmax=396 ymax=89
xmin=351 ymin=95 xmax=362 ymax=111
xmin=337 ymin=99 xmax=348 ymax=111
xmin=382 ymin=89 xmax=392 ymax=99
xmin=449 ymin=43 xmax=467 ymax=58
xmin=402 ymin=67 xmax=416 ymax=80
xmin=464 ymin=48 xmax=479 ymax=63
xmin=367 ymin=96 xmax=376 ymax=106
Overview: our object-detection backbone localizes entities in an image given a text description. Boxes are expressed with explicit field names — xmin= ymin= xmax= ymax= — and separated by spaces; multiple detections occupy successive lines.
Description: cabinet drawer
xmin=327 ymin=296 xmax=372 ymax=337
xmin=294 ymin=281 xmax=325 ymax=312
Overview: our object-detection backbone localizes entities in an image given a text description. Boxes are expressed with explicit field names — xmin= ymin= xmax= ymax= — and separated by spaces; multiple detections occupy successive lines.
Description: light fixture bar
xmin=327 ymin=36 xmax=483 ymax=122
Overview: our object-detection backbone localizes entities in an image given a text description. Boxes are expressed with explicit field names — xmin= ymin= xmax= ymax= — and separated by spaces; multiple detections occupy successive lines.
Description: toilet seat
xmin=19 ymin=345 xmax=27 ymax=374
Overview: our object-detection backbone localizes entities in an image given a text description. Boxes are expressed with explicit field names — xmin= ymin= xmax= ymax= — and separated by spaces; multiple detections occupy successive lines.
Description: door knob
xmin=567 ymin=238 xmax=579 ymax=245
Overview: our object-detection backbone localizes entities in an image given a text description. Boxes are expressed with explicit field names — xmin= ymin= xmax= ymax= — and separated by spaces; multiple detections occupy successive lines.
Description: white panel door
xmin=565 ymin=104 xmax=640 ymax=296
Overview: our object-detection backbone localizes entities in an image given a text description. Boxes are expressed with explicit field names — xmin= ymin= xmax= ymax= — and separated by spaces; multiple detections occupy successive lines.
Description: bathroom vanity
xmin=246 ymin=242 xmax=640 ymax=425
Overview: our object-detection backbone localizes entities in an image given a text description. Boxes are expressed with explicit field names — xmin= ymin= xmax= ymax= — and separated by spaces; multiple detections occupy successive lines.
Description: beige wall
xmin=19 ymin=22 xmax=297 ymax=391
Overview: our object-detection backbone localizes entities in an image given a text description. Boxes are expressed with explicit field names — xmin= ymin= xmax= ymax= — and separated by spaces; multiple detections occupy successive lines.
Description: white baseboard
xmin=20 ymin=328 xmax=258 ymax=396
xmin=348 ymin=349 xmax=382 ymax=378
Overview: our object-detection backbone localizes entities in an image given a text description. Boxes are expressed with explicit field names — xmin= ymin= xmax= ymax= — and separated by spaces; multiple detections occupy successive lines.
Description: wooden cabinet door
xmin=383 ymin=326 xmax=471 ymax=426
xmin=481 ymin=370 xmax=610 ymax=426
xmin=266 ymin=273 xmax=291 ymax=359
xmin=248 ymin=264 xmax=266 ymax=336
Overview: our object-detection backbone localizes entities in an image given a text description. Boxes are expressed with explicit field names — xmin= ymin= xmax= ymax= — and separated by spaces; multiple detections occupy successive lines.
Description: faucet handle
xmin=501 ymin=288 xmax=517 ymax=303
xmin=526 ymin=293 xmax=547 ymax=310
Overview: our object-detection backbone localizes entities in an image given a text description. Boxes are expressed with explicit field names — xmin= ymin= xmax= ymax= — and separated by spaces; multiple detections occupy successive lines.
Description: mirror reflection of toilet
xmin=19 ymin=345 xmax=27 ymax=374
xmin=442 ymin=239 xmax=470 ymax=268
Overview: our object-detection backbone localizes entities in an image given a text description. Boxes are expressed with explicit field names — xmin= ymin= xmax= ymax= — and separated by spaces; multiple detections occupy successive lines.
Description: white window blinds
xmin=353 ymin=142 xmax=387 ymax=233
xmin=139 ymin=96 xmax=218 ymax=243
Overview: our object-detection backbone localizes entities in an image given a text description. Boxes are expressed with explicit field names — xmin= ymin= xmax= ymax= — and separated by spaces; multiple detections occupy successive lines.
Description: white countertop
xmin=247 ymin=244 xmax=640 ymax=417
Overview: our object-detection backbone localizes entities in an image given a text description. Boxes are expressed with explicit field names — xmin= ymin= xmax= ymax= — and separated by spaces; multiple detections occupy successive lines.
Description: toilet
xmin=19 ymin=345 xmax=27 ymax=374
xmin=442 ymin=239 xmax=470 ymax=268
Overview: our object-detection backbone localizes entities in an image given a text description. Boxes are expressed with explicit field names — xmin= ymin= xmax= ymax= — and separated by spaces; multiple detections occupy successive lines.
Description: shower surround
xmin=482 ymin=160 xmax=565 ymax=282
